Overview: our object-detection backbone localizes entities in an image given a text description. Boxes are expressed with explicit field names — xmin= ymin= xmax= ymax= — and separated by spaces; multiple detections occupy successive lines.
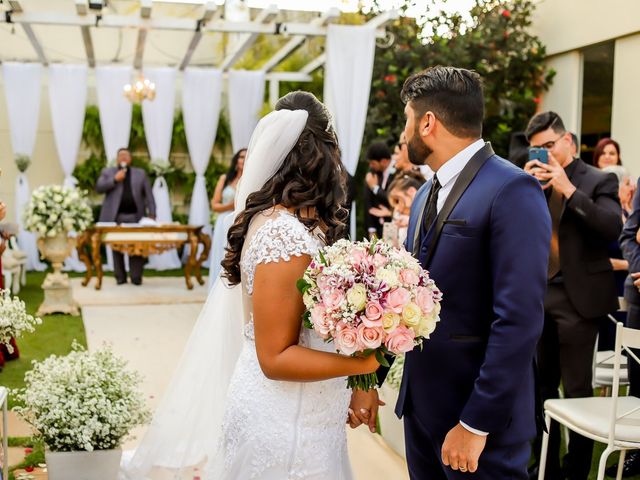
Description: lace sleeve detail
xmin=241 ymin=212 xmax=321 ymax=294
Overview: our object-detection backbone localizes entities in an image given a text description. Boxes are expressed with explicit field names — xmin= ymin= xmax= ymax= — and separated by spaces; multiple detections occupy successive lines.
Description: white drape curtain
xmin=182 ymin=68 xmax=223 ymax=262
xmin=324 ymin=24 xmax=376 ymax=239
xmin=2 ymin=62 xmax=47 ymax=271
xmin=142 ymin=67 xmax=181 ymax=270
xmin=96 ymin=65 xmax=134 ymax=272
xmin=96 ymin=65 xmax=133 ymax=162
xmin=228 ymin=70 xmax=265 ymax=154
xmin=49 ymin=64 xmax=88 ymax=272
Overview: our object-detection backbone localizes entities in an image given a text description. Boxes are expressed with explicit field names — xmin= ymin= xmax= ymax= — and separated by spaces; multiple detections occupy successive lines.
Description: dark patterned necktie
xmin=422 ymin=176 xmax=442 ymax=232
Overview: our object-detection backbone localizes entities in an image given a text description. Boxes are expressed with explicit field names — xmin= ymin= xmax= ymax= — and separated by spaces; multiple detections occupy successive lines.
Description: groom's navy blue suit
xmin=398 ymin=143 xmax=551 ymax=479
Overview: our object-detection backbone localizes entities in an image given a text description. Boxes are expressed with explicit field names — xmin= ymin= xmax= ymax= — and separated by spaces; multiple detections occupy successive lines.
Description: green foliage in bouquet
xmin=24 ymin=185 xmax=93 ymax=237
xmin=363 ymin=0 xmax=554 ymax=157
xmin=14 ymin=343 xmax=151 ymax=452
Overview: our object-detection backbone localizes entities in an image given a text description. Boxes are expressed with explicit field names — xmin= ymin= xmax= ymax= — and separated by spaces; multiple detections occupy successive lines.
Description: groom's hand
xmin=441 ymin=423 xmax=487 ymax=473
xmin=347 ymin=388 xmax=385 ymax=433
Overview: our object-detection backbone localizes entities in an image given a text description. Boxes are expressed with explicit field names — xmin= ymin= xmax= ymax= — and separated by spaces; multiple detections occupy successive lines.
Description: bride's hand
xmin=347 ymin=388 xmax=385 ymax=432
xmin=360 ymin=352 xmax=381 ymax=374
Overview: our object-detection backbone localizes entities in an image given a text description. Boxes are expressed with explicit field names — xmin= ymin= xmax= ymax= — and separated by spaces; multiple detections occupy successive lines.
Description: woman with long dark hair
xmin=124 ymin=92 xmax=379 ymax=480
xmin=208 ymin=148 xmax=246 ymax=286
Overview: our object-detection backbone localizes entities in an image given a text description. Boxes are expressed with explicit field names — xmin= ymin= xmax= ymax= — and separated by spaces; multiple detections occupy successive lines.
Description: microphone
xmin=119 ymin=162 xmax=128 ymax=171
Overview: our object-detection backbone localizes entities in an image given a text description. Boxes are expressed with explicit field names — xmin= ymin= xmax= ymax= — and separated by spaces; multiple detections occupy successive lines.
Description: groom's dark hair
xmin=401 ymin=66 xmax=484 ymax=138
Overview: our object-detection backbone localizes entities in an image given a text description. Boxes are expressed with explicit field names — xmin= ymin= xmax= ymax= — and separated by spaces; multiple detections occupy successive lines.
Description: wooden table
xmin=77 ymin=225 xmax=211 ymax=290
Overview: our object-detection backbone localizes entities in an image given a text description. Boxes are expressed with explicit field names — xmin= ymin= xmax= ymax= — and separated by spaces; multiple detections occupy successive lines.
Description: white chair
xmin=2 ymin=236 xmax=27 ymax=294
xmin=594 ymin=299 xmax=630 ymax=395
xmin=539 ymin=322 xmax=640 ymax=480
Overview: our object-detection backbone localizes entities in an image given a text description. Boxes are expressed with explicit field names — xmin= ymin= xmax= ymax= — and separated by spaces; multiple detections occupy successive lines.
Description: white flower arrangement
xmin=385 ymin=354 xmax=405 ymax=391
xmin=15 ymin=344 xmax=151 ymax=452
xmin=150 ymin=159 xmax=176 ymax=177
xmin=23 ymin=185 xmax=94 ymax=237
xmin=0 ymin=290 xmax=41 ymax=353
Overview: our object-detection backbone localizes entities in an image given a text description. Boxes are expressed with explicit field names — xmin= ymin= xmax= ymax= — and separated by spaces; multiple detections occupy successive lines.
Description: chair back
xmin=608 ymin=322 xmax=640 ymax=445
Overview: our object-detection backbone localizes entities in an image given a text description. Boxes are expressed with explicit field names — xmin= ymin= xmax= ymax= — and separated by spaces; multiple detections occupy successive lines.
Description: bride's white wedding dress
xmin=220 ymin=208 xmax=352 ymax=479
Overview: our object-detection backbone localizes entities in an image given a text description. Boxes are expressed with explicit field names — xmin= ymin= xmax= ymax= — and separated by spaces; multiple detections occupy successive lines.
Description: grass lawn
xmin=0 ymin=271 xmax=87 ymax=408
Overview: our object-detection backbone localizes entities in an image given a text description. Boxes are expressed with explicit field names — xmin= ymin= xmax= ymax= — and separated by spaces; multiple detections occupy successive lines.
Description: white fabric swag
xmin=323 ymin=24 xmax=376 ymax=239
xmin=183 ymin=68 xmax=223 ymax=226
xmin=182 ymin=68 xmax=223 ymax=263
xmin=96 ymin=65 xmax=133 ymax=162
xmin=96 ymin=65 xmax=134 ymax=272
xmin=2 ymin=62 xmax=47 ymax=271
xmin=49 ymin=64 xmax=88 ymax=272
xmin=228 ymin=70 xmax=265 ymax=154
xmin=142 ymin=67 xmax=181 ymax=270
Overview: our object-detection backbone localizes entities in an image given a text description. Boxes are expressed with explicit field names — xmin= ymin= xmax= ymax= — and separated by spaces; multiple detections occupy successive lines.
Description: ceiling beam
xmin=2 ymin=12 xmax=390 ymax=37
xmin=220 ymin=4 xmax=278 ymax=70
xmin=7 ymin=0 xmax=22 ymax=13
xmin=76 ymin=1 xmax=95 ymax=68
xmin=299 ymin=10 xmax=399 ymax=75
xmin=179 ymin=1 xmax=217 ymax=71
xmin=134 ymin=0 xmax=151 ymax=70
xmin=22 ymin=24 xmax=48 ymax=66
xmin=262 ymin=7 xmax=338 ymax=73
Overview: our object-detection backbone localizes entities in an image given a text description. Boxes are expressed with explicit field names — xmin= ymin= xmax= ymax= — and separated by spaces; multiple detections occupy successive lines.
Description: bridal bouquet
xmin=297 ymin=239 xmax=442 ymax=390
xmin=0 ymin=289 xmax=41 ymax=353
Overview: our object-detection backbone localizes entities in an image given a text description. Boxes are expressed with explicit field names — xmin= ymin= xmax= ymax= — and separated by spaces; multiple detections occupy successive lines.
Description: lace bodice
xmin=240 ymin=210 xmax=323 ymax=295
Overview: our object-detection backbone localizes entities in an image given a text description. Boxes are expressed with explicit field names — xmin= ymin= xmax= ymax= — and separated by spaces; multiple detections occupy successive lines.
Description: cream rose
xmin=402 ymin=302 xmax=422 ymax=328
xmin=376 ymin=268 xmax=400 ymax=288
xmin=346 ymin=284 xmax=367 ymax=311
xmin=382 ymin=312 xmax=401 ymax=333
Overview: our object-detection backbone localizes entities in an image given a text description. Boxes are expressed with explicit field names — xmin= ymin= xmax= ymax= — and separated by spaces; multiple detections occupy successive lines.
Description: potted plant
xmin=23 ymin=185 xmax=93 ymax=315
xmin=15 ymin=344 xmax=151 ymax=480
xmin=0 ymin=288 xmax=41 ymax=353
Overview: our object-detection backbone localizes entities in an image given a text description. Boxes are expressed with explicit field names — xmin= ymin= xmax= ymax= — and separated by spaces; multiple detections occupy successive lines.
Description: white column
xmin=540 ymin=52 xmax=584 ymax=136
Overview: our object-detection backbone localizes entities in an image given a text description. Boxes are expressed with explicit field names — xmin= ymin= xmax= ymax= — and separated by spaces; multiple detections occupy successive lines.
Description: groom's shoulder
xmin=484 ymin=154 xmax=536 ymax=184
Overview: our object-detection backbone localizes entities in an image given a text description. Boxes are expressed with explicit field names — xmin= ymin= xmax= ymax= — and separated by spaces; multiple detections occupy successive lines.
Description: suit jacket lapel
xmin=423 ymin=143 xmax=495 ymax=267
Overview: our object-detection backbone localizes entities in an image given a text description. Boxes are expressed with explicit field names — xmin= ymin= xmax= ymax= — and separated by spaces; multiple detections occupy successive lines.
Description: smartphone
xmin=528 ymin=147 xmax=548 ymax=164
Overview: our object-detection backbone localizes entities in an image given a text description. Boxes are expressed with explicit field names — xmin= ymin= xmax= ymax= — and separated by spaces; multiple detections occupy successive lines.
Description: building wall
xmin=531 ymin=0 xmax=640 ymax=56
xmin=539 ymin=51 xmax=583 ymax=135
xmin=611 ymin=33 xmax=640 ymax=176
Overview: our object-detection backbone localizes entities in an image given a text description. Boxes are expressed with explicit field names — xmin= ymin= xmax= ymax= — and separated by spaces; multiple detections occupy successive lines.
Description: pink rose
xmin=357 ymin=323 xmax=383 ymax=350
xmin=399 ymin=268 xmax=420 ymax=286
xmin=386 ymin=287 xmax=411 ymax=314
xmin=311 ymin=305 xmax=332 ymax=338
xmin=350 ymin=248 xmax=367 ymax=266
xmin=415 ymin=286 xmax=435 ymax=314
xmin=317 ymin=275 xmax=331 ymax=293
xmin=384 ymin=325 xmax=416 ymax=354
xmin=335 ymin=324 xmax=360 ymax=355
xmin=363 ymin=301 xmax=383 ymax=327
xmin=372 ymin=253 xmax=389 ymax=268
xmin=323 ymin=289 xmax=345 ymax=310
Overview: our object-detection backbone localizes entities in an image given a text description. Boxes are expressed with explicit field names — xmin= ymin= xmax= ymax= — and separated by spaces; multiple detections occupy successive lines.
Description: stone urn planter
xmin=46 ymin=449 xmax=122 ymax=480
xmin=36 ymin=233 xmax=79 ymax=316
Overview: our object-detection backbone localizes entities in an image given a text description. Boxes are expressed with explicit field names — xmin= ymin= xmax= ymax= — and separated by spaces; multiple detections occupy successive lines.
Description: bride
xmin=122 ymin=91 xmax=379 ymax=480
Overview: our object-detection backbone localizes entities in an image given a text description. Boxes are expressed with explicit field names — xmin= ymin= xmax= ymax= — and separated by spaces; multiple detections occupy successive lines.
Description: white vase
xmin=46 ymin=449 xmax=122 ymax=480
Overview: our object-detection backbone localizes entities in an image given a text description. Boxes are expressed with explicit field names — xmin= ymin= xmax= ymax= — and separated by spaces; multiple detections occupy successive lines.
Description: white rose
xmin=402 ymin=302 xmax=422 ymax=328
xmin=346 ymin=283 xmax=367 ymax=311
xmin=376 ymin=268 xmax=400 ymax=287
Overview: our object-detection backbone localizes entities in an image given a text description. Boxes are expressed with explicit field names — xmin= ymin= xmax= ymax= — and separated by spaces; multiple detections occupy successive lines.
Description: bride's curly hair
xmin=221 ymin=91 xmax=348 ymax=285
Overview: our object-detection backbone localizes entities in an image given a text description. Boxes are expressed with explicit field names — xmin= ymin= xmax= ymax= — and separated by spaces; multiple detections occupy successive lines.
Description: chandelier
xmin=123 ymin=74 xmax=156 ymax=103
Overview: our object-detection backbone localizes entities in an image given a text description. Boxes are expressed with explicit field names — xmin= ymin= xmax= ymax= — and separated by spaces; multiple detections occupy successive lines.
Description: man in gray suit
xmin=96 ymin=148 xmax=156 ymax=285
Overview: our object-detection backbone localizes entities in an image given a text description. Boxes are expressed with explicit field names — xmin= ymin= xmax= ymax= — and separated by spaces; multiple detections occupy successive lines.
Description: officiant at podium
xmin=96 ymin=147 xmax=156 ymax=285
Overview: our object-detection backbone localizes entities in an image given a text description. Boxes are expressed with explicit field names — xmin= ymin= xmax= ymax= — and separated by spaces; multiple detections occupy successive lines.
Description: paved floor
xmin=74 ymin=276 xmax=409 ymax=479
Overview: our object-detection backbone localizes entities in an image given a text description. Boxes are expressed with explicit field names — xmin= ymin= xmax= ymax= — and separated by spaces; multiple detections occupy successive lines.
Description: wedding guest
xmin=383 ymin=170 xmax=426 ymax=246
xmin=96 ymin=148 xmax=156 ymax=286
xmin=524 ymin=112 xmax=622 ymax=479
xmin=364 ymin=142 xmax=396 ymax=238
xmin=208 ymin=148 xmax=246 ymax=286
xmin=615 ymin=177 xmax=640 ymax=476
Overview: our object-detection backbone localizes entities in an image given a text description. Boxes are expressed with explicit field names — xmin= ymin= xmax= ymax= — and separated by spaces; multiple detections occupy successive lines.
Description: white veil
xmin=121 ymin=108 xmax=309 ymax=480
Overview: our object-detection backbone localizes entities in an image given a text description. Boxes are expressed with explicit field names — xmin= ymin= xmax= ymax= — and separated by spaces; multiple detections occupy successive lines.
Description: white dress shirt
xmin=430 ymin=138 xmax=489 ymax=437
xmin=433 ymin=139 xmax=485 ymax=214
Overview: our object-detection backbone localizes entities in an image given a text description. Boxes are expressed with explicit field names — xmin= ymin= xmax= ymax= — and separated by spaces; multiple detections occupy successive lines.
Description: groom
xmin=351 ymin=67 xmax=551 ymax=478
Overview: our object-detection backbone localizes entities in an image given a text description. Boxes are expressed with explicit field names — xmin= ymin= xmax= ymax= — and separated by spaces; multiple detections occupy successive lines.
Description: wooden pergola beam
xmin=179 ymin=1 xmax=218 ymax=71
xmin=134 ymin=0 xmax=152 ymax=70
xmin=76 ymin=1 xmax=95 ymax=68
xmin=219 ymin=5 xmax=279 ymax=71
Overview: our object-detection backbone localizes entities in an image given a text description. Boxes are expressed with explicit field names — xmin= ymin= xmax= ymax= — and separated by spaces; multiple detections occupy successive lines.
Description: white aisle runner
xmin=72 ymin=276 xmax=408 ymax=479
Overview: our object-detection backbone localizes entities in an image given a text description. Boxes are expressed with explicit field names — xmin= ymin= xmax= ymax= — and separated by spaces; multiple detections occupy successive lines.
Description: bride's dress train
xmin=219 ymin=209 xmax=352 ymax=479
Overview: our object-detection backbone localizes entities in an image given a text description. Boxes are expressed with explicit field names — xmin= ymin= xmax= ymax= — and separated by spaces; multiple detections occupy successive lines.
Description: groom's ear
xmin=420 ymin=111 xmax=435 ymax=138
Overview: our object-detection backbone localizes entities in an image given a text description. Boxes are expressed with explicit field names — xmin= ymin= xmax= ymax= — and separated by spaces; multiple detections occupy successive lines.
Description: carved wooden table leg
xmin=184 ymin=232 xmax=199 ymax=290
xmin=77 ymin=231 xmax=93 ymax=287
xmin=91 ymin=232 xmax=103 ymax=290
xmin=195 ymin=230 xmax=211 ymax=286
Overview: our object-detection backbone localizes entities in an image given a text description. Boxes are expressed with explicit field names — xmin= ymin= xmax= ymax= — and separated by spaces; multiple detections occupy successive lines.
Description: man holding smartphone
xmin=524 ymin=111 xmax=622 ymax=479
